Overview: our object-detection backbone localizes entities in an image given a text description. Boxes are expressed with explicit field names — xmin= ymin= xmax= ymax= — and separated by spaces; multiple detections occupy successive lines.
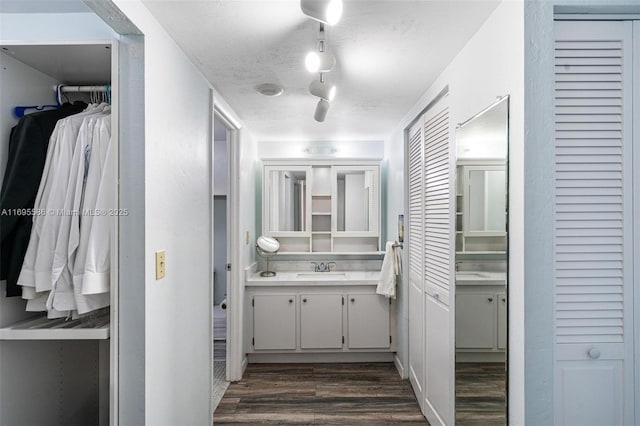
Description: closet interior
xmin=0 ymin=42 xmax=118 ymax=426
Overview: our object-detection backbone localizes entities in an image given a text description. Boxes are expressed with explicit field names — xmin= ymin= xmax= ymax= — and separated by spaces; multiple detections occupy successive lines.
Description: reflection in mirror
xmin=454 ymin=96 xmax=508 ymax=425
xmin=336 ymin=170 xmax=372 ymax=232
xmin=467 ymin=169 xmax=506 ymax=233
xmin=268 ymin=170 xmax=306 ymax=232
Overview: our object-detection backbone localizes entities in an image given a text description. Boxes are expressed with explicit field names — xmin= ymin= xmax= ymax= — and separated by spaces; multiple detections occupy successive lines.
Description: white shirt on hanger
xmin=18 ymin=104 xmax=108 ymax=316
xmin=48 ymin=113 xmax=107 ymax=312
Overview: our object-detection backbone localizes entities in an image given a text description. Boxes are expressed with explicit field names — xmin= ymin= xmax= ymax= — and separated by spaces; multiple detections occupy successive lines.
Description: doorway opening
xmin=212 ymin=103 xmax=239 ymax=411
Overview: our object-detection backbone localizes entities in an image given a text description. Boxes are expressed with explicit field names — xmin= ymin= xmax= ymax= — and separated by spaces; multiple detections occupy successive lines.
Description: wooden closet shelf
xmin=0 ymin=314 xmax=110 ymax=340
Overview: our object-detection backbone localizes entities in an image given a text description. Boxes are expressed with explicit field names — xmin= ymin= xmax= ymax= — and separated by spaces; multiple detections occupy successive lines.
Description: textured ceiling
xmin=143 ymin=1 xmax=501 ymax=142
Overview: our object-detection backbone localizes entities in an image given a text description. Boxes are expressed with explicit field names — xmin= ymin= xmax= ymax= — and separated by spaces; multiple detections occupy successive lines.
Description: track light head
xmin=314 ymin=98 xmax=330 ymax=122
xmin=309 ymin=80 xmax=336 ymax=101
xmin=301 ymin=0 xmax=343 ymax=26
xmin=305 ymin=51 xmax=335 ymax=73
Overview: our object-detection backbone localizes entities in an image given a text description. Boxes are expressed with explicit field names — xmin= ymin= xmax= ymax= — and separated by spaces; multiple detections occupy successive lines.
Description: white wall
xmin=0 ymin=52 xmax=59 ymax=181
xmin=258 ymin=140 xmax=384 ymax=160
xmin=110 ymin=2 xmax=213 ymax=424
xmin=385 ymin=1 xmax=524 ymax=422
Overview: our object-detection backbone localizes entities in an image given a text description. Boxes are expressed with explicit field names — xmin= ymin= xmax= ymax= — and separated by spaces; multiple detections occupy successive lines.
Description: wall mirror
xmin=454 ymin=96 xmax=508 ymax=425
xmin=332 ymin=166 xmax=378 ymax=235
xmin=264 ymin=166 xmax=310 ymax=234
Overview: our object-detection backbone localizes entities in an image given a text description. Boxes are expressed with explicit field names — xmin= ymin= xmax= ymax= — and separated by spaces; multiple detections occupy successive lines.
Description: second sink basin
xmin=456 ymin=271 xmax=488 ymax=279
xmin=296 ymin=272 xmax=347 ymax=279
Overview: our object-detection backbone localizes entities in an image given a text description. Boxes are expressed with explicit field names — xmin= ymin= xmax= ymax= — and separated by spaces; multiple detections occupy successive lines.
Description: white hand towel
xmin=376 ymin=241 xmax=396 ymax=299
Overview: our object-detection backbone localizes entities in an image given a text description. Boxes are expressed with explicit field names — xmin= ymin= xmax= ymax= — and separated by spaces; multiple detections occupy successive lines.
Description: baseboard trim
xmin=247 ymin=352 xmax=395 ymax=363
xmin=241 ymin=356 xmax=248 ymax=376
xmin=456 ymin=351 xmax=505 ymax=363
xmin=393 ymin=354 xmax=407 ymax=379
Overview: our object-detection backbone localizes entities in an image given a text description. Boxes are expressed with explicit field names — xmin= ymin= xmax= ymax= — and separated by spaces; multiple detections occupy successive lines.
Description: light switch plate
xmin=155 ymin=250 xmax=166 ymax=280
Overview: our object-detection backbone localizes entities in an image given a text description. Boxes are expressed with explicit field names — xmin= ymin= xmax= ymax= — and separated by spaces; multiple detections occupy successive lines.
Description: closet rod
xmin=58 ymin=85 xmax=110 ymax=93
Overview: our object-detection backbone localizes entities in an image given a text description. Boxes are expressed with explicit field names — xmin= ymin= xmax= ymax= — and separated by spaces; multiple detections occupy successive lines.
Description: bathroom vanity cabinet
xmin=455 ymin=272 xmax=507 ymax=361
xmin=245 ymin=272 xmax=394 ymax=360
xmin=456 ymin=291 xmax=506 ymax=350
xmin=262 ymin=160 xmax=380 ymax=253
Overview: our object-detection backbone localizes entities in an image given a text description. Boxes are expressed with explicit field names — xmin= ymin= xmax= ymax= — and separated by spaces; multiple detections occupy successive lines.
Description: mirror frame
xmin=331 ymin=165 xmax=380 ymax=237
xmin=262 ymin=165 xmax=312 ymax=237
xmin=461 ymin=162 xmax=507 ymax=237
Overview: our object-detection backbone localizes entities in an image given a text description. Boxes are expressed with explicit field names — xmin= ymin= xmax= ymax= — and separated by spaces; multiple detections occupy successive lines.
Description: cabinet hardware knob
xmin=303 ymin=298 xmax=307 ymax=303
xmin=350 ymin=298 xmax=355 ymax=302
xmin=488 ymin=297 xmax=493 ymax=302
xmin=288 ymin=299 xmax=293 ymax=303
xmin=501 ymin=298 xmax=506 ymax=302
xmin=588 ymin=348 xmax=601 ymax=359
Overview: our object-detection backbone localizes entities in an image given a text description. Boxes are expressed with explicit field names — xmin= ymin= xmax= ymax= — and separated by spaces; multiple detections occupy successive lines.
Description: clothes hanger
xmin=12 ymin=84 xmax=68 ymax=118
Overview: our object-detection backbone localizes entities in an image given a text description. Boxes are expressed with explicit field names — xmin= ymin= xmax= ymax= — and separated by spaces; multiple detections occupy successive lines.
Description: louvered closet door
xmin=554 ymin=20 xmax=634 ymax=426
xmin=407 ymin=118 xmax=425 ymax=404
xmin=422 ymin=94 xmax=454 ymax=426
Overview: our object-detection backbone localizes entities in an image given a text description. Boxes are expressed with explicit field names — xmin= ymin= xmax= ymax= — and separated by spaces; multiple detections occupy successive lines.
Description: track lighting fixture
xmin=314 ymin=99 xmax=330 ymax=122
xmin=305 ymin=25 xmax=335 ymax=73
xmin=309 ymin=80 xmax=336 ymax=102
xmin=301 ymin=0 xmax=343 ymax=26
xmin=305 ymin=51 xmax=336 ymax=73
xmin=301 ymin=4 xmax=342 ymax=123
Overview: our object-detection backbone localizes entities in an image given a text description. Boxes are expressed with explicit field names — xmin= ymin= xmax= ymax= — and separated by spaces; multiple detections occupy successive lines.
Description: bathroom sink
xmin=455 ymin=271 xmax=506 ymax=285
xmin=296 ymin=272 xmax=347 ymax=279
xmin=455 ymin=271 xmax=488 ymax=279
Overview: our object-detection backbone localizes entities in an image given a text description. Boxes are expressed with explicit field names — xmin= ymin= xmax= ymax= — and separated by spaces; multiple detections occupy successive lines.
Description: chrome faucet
xmin=310 ymin=261 xmax=336 ymax=272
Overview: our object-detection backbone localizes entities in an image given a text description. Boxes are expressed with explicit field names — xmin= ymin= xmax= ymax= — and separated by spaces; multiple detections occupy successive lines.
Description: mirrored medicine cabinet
xmin=263 ymin=161 xmax=380 ymax=253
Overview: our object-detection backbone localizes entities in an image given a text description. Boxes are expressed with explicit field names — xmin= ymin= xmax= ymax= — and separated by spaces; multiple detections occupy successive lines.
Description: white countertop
xmin=455 ymin=271 xmax=506 ymax=285
xmin=246 ymin=270 xmax=381 ymax=286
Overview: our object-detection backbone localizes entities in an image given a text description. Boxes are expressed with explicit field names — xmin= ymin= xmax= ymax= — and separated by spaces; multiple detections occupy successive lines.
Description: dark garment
xmin=0 ymin=103 xmax=86 ymax=296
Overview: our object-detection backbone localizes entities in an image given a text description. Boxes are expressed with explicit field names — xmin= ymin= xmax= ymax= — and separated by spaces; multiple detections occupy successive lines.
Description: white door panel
xmin=553 ymin=20 xmax=635 ymax=425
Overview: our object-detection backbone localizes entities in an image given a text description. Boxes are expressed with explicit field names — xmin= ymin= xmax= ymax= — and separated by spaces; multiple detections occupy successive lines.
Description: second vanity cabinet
xmin=455 ymin=272 xmax=507 ymax=361
xmin=246 ymin=275 xmax=393 ymax=355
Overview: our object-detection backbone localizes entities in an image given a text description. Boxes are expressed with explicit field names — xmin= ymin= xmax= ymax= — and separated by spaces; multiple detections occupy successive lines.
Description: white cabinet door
xmin=497 ymin=293 xmax=507 ymax=350
xmin=253 ymin=294 xmax=296 ymax=350
xmin=347 ymin=293 xmax=390 ymax=349
xmin=456 ymin=293 xmax=495 ymax=349
xmin=300 ymin=294 xmax=343 ymax=349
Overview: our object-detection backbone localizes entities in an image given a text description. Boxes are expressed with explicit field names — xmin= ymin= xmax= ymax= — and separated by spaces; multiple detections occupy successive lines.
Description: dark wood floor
xmin=213 ymin=361 xmax=506 ymax=425
xmin=456 ymin=362 xmax=506 ymax=425
xmin=214 ymin=363 xmax=428 ymax=425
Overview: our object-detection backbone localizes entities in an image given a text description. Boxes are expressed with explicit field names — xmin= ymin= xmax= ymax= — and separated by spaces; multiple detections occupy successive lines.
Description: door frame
xmin=212 ymin=99 xmax=243 ymax=381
